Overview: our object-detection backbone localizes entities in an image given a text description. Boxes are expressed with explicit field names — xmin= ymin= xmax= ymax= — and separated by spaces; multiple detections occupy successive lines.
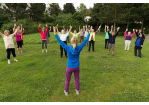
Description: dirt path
xmin=146 ymin=36 xmax=149 ymax=42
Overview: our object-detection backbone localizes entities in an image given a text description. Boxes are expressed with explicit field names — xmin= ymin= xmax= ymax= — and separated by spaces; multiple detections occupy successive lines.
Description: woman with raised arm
xmin=21 ymin=28 xmax=25 ymax=48
xmin=105 ymin=25 xmax=112 ymax=49
xmin=107 ymin=27 xmax=120 ymax=56
xmin=54 ymin=26 xmax=90 ymax=96
xmin=79 ymin=26 xmax=85 ymax=44
xmin=88 ymin=25 xmax=101 ymax=52
xmin=0 ymin=26 xmax=19 ymax=64
xmin=56 ymin=24 xmax=72 ymax=58
xmin=14 ymin=23 xmax=23 ymax=54
xmin=124 ymin=29 xmax=135 ymax=51
xmin=38 ymin=24 xmax=48 ymax=53
xmin=84 ymin=25 xmax=89 ymax=46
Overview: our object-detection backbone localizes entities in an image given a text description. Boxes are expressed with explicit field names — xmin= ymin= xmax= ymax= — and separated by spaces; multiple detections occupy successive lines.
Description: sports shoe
xmin=18 ymin=52 xmax=20 ymax=54
xmin=133 ymin=56 xmax=137 ymax=57
xmin=21 ymin=51 xmax=23 ymax=54
xmin=14 ymin=59 xmax=18 ymax=62
xmin=75 ymin=89 xmax=79 ymax=95
xmin=42 ymin=50 xmax=44 ymax=53
xmin=138 ymin=57 xmax=141 ymax=58
xmin=8 ymin=60 xmax=10 ymax=64
xmin=64 ymin=90 xmax=68 ymax=96
xmin=46 ymin=50 xmax=47 ymax=52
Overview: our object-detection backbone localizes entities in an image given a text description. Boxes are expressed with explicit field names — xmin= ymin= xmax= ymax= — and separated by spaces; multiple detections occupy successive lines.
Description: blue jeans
xmin=85 ymin=37 xmax=88 ymax=46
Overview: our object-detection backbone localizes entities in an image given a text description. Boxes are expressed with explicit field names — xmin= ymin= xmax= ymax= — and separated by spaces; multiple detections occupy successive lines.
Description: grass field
xmin=0 ymin=32 xmax=149 ymax=102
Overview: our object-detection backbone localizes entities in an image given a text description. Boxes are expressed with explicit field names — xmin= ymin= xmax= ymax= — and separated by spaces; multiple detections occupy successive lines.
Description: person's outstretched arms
xmin=54 ymin=27 xmax=69 ymax=52
xmin=13 ymin=23 xmax=16 ymax=33
xmin=111 ymin=25 xmax=113 ymax=32
xmin=38 ymin=24 xmax=42 ymax=33
xmin=124 ymin=29 xmax=128 ymax=36
xmin=130 ymin=29 xmax=135 ymax=36
xmin=95 ymin=25 xmax=101 ymax=34
xmin=12 ymin=26 xmax=20 ymax=36
xmin=136 ymin=29 xmax=139 ymax=37
xmin=49 ymin=26 xmax=51 ymax=31
xmin=68 ymin=25 xmax=72 ymax=33
xmin=105 ymin=25 xmax=107 ymax=33
xmin=20 ymin=24 xmax=23 ymax=32
xmin=107 ymin=26 xmax=111 ymax=36
xmin=0 ymin=32 xmax=4 ymax=37
xmin=115 ymin=27 xmax=120 ymax=37
xmin=45 ymin=24 xmax=48 ymax=33
xmin=79 ymin=32 xmax=90 ymax=51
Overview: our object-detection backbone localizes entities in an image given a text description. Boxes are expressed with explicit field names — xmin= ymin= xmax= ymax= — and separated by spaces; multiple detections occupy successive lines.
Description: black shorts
xmin=16 ymin=41 xmax=22 ymax=48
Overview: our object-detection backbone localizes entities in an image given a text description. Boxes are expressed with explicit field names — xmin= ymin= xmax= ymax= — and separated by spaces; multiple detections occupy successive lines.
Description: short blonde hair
xmin=4 ymin=30 xmax=10 ymax=34
xmin=71 ymin=36 xmax=78 ymax=50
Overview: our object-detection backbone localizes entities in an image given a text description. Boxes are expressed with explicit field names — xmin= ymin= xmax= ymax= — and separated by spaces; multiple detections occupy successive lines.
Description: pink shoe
xmin=18 ymin=52 xmax=20 ymax=54
xmin=21 ymin=52 xmax=23 ymax=54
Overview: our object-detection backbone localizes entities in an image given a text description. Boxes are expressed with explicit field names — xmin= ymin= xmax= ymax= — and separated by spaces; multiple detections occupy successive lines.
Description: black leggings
xmin=134 ymin=46 xmax=142 ymax=58
xmin=6 ymin=48 xmax=16 ymax=59
xmin=88 ymin=40 xmax=95 ymax=51
xmin=60 ymin=41 xmax=67 ymax=57
xmin=105 ymin=39 xmax=109 ymax=49
xmin=67 ymin=36 xmax=70 ymax=43
xmin=16 ymin=41 xmax=22 ymax=48
xmin=42 ymin=40 xmax=47 ymax=49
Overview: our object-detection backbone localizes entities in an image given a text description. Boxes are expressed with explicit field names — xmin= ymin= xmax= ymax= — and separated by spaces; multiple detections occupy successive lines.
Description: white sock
xmin=46 ymin=49 xmax=47 ymax=52
xmin=8 ymin=60 xmax=10 ymax=64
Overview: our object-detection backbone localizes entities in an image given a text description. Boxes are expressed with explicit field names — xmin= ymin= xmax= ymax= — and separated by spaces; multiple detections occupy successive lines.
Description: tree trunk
xmin=126 ymin=20 xmax=129 ymax=29
xmin=141 ymin=19 xmax=144 ymax=30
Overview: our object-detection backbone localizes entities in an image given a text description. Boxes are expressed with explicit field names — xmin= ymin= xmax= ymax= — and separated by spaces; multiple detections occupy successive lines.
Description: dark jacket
xmin=135 ymin=35 xmax=145 ymax=47
xmin=136 ymin=32 xmax=144 ymax=37
xmin=108 ymin=31 xmax=118 ymax=44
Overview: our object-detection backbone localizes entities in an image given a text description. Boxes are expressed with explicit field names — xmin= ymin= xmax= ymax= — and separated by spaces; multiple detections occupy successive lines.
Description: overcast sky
xmin=46 ymin=3 xmax=94 ymax=10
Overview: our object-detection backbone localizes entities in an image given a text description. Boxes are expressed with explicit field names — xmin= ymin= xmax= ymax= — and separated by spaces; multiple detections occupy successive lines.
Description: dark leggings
xmin=42 ymin=40 xmax=47 ymax=49
xmin=16 ymin=41 xmax=22 ymax=48
xmin=67 ymin=36 xmax=70 ymax=43
xmin=134 ymin=46 xmax=142 ymax=58
xmin=88 ymin=40 xmax=95 ymax=51
xmin=6 ymin=48 xmax=16 ymax=59
xmin=60 ymin=41 xmax=67 ymax=57
xmin=105 ymin=39 xmax=109 ymax=49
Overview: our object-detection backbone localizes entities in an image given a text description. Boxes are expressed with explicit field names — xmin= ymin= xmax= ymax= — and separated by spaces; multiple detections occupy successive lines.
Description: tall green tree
xmin=2 ymin=3 xmax=28 ymax=21
xmin=29 ymin=3 xmax=46 ymax=23
xmin=63 ymin=3 xmax=76 ymax=14
xmin=76 ymin=3 xmax=88 ymax=17
xmin=48 ymin=3 xmax=61 ymax=16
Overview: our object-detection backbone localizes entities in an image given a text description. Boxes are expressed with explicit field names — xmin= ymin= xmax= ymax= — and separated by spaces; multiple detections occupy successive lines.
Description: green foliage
xmin=63 ymin=3 xmax=76 ymax=14
xmin=76 ymin=3 xmax=88 ymax=17
xmin=42 ymin=13 xmax=55 ymax=23
xmin=48 ymin=3 xmax=61 ymax=16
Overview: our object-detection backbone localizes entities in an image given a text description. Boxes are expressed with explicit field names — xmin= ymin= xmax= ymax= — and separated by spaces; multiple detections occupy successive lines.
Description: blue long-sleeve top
xmin=55 ymin=33 xmax=90 ymax=68
xmin=108 ymin=31 xmax=118 ymax=44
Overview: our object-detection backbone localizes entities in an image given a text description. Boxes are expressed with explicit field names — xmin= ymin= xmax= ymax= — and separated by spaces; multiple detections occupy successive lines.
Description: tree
xmin=2 ymin=3 xmax=28 ymax=21
xmin=42 ymin=12 xmax=55 ymax=23
xmin=29 ymin=3 xmax=46 ymax=23
xmin=63 ymin=3 xmax=76 ymax=14
xmin=76 ymin=3 xmax=88 ymax=17
xmin=48 ymin=3 xmax=61 ymax=16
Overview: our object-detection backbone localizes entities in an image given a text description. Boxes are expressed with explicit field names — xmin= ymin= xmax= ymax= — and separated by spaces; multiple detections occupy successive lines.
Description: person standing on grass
xmin=84 ymin=25 xmax=89 ymax=46
xmin=88 ymin=25 xmax=101 ymax=52
xmin=21 ymin=28 xmax=25 ymax=48
xmin=56 ymin=24 xmax=72 ymax=58
xmin=0 ymin=26 xmax=19 ymax=64
xmin=79 ymin=26 xmax=85 ymax=44
xmin=107 ymin=26 xmax=120 ymax=56
xmin=46 ymin=26 xmax=51 ymax=45
xmin=53 ymin=26 xmax=90 ymax=96
xmin=13 ymin=23 xmax=23 ymax=54
xmin=124 ymin=29 xmax=135 ymax=51
xmin=63 ymin=26 xmax=70 ymax=43
xmin=134 ymin=33 xmax=145 ymax=58
xmin=38 ymin=24 xmax=48 ymax=53
xmin=70 ymin=30 xmax=80 ymax=38
xmin=105 ymin=25 xmax=113 ymax=49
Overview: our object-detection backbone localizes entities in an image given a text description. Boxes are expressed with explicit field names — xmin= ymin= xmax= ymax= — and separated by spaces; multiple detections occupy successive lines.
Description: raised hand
xmin=99 ymin=25 xmax=101 ymax=28
xmin=14 ymin=23 xmax=16 ymax=27
xmin=111 ymin=25 xmax=113 ymax=28
xmin=133 ymin=29 xmax=135 ymax=31
xmin=46 ymin=24 xmax=48 ymax=27
xmin=50 ymin=26 xmax=51 ymax=28
xmin=0 ymin=32 xmax=2 ymax=36
xmin=20 ymin=24 xmax=22 ymax=27
xmin=39 ymin=24 xmax=41 ymax=27
xmin=107 ymin=26 xmax=109 ymax=29
xmin=126 ymin=29 xmax=128 ymax=31
xmin=23 ymin=28 xmax=24 ymax=30
xmin=57 ymin=24 xmax=58 ymax=26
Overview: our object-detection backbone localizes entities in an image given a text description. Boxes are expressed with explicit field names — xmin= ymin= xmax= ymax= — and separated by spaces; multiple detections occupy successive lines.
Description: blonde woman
xmin=0 ymin=26 xmax=19 ymax=64
xmin=54 ymin=26 xmax=90 ymax=96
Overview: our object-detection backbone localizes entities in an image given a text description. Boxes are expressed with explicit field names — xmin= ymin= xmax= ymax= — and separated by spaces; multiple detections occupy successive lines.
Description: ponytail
xmin=71 ymin=36 xmax=78 ymax=50
xmin=72 ymin=44 xmax=76 ymax=50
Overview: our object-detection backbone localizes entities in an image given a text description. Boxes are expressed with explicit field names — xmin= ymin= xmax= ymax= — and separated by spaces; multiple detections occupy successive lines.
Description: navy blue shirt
xmin=108 ymin=31 xmax=118 ymax=44
xmin=126 ymin=35 xmax=131 ymax=40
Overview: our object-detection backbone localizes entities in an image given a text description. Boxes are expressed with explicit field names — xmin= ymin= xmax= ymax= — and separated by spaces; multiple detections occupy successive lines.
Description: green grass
xmin=0 ymin=32 xmax=149 ymax=102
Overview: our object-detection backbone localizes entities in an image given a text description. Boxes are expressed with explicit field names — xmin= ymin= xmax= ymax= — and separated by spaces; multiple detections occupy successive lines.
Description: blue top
xmin=46 ymin=30 xmax=50 ymax=37
xmin=55 ymin=33 xmax=90 ymax=68
xmin=108 ymin=31 xmax=118 ymax=44
xmin=135 ymin=37 xmax=145 ymax=47
xmin=126 ymin=35 xmax=131 ymax=40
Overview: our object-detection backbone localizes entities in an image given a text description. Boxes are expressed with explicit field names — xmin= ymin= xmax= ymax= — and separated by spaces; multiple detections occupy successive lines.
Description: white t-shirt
xmin=85 ymin=31 xmax=88 ymax=37
xmin=2 ymin=34 xmax=15 ymax=49
xmin=58 ymin=32 xmax=69 ymax=41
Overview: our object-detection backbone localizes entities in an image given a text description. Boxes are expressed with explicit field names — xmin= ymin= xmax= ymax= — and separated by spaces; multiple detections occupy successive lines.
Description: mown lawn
xmin=0 ymin=32 xmax=149 ymax=102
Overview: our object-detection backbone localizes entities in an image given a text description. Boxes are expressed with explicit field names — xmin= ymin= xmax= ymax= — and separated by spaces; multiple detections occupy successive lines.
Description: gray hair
xmin=74 ymin=30 xmax=77 ymax=32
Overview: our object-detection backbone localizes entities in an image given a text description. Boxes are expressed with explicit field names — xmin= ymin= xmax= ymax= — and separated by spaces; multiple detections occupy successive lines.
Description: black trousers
xmin=134 ymin=46 xmax=142 ymax=58
xmin=105 ymin=39 xmax=109 ymax=49
xmin=67 ymin=36 xmax=70 ymax=43
xmin=6 ymin=48 xmax=16 ymax=59
xmin=16 ymin=41 xmax=22 ymax=48
xmin=60 ymin=41 xmax=67 ymax=57
xmin=88 ymin=40 xmax=95 ymax=51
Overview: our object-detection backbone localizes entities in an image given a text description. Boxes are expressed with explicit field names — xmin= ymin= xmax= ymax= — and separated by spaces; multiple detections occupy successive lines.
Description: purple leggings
xmin=65 ymin=67 xmax=80 ymax=92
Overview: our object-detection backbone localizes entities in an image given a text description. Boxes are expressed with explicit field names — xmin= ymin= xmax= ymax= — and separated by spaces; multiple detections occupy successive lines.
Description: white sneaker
xmin=75 ymin=89 xmax=79 ymax=95
xmin=42 ymin=50 xmax=44 ymax=53
xmin=8 ymin=60 xmax=10 ymax=64
xmin=46 ymin=49 xmax=47 ymax=52
xmin=14 ymin=59 xmax=18 ymax=62
xmin=64 ymin=90 xmax=68 ymax=96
